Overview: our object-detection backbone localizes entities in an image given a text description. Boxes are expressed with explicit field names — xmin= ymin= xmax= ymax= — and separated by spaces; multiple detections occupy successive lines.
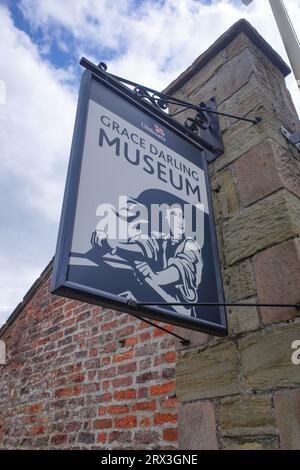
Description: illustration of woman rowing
xmin=90 ymin=190 xmax=203 ymax=317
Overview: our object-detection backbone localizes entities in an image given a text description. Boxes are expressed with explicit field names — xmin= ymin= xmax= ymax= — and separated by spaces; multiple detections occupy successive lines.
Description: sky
xmin=0 ymin=0 xmax=300 ymax=327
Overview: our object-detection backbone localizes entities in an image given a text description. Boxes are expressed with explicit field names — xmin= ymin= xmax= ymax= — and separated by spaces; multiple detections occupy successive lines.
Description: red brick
xmin=99 ymin=393 xmax=112 ymax=402
xmin=50 ymin=434 xmax=68 ymax=445
xmin=154 ymin=325 xmax=173 ymax=337
xmin=108 ymin=405 xmax=129 ymax=415
xmin=71 ymin=373 xmax=85 ymax=383
xmin=123 ymin=337 xmax=138 ymax=347
xmin=115 ymin=416 xmax=137 ymax=428
xmin=101 ymin=356 xmax=111 ymax=366
xmin=150 ymin=381 xmax=176 ymax=396
xmin=116 ymin=325 xmax=135 ymax=338
xmin=154 ymin=351 xmax=176 ymax=366
xmin=101 ymin=320 xmax=118 ymax=331
xmin=55 ymin=384 xmax=82 ymax=398
xmin=117 ymin=362 xmax=137 ymax=374
xmin=66 ymin=421 xmax=81 ymax=432
xmin=163 ymin=428 xmax=178 ymax=442
xmin=114 ymin=389 xmax=136 ymax=401
xmin=154 ymin=413 xmax=177 ymax=425
xmin=31 ymin=425 xmax=45 ymax=436
xmin=97 ymin=432 xmax=106 ymax=444
xmin=93 ymin=419 xmax=112 ymax=430
xmin=133 ymin=400 xmax=156 ymax=411
xmin=113 ymin=350 xmax=134 ymax=363
xmin=98 ymin=406 xmax=107 ymax=416
xmin=26 ymin=403 xmax=42 ymax=414
xmin=102 ymin=380 xmax=110 ymax=390
xmin=112 ymin=376 xmax=133 ymax=388
xmin=140 ymin=417 xmax=151 ymax=427
xmin=140 ymin=331 xmax=151 ymax=341
xmin=137 ymin=387 xmax=149 ymax=399
xmin=161 ymin=397 xmax=178 ymax=409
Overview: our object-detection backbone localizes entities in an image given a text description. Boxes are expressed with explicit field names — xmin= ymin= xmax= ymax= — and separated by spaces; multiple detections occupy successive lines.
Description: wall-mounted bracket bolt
xmin=281 ymin=126 xmax=300 ymax=151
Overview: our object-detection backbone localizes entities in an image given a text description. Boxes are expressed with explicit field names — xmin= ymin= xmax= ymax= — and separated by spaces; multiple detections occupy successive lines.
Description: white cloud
xmin=0 ymin=0 xmax=299 ymax=327
xmin=0 ymin=4 xmax=76 ymax=326
xmin=17 ymin=0 xmax=300 ymax=109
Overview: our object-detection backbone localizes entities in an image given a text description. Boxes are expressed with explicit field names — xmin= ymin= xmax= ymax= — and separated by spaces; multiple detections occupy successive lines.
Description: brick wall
xmin=0 ymin=267 xmax=177 ymax=449
xmin=165 ymin=20 xmax=300 ymax=450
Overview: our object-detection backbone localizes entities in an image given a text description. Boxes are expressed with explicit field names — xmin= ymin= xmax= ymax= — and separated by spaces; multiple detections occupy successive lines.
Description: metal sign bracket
xmin=80 ymin=57 xmax=262 ymax=162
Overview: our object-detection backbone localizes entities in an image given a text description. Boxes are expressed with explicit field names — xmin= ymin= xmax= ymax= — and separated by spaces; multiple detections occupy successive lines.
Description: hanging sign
xmin=51 ymin=65 xmax=227 ymax=335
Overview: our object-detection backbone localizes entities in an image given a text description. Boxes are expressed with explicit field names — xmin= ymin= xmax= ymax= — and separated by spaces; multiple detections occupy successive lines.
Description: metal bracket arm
xmin=80 ymin=57 xmax=261 ymax=126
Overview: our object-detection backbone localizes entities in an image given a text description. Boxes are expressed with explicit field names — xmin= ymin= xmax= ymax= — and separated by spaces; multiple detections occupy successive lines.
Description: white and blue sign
xmin=51 ymin=66 xmax=227 ymax=335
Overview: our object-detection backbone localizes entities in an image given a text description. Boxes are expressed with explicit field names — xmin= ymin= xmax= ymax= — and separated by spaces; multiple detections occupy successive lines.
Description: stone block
xmin=178 ymin=401 xmax=218 ymax=450
xmin=223 ymin=189 xmax=300 ymax=266
xmin=239 ymin=322 xmax=300 ymax=391
xmin=234 ymin=140 xmax=300 ymax=207
xmin=222 ymin=437 xmax=278 ymax=450
xmin=187 ymin=48 xmax=261 ymax=108
xmin=219 ymin=395 xmax=276 ymax=436
xmin=224 ymin=259 xmax=256 ymax=302
xmin=210 ymin=106 xmax=291 ymax=176
xmin=211 ymin=168 xmax=240 ymax=220
xmin=170 ymin=50 xmax=226 ymax=102
xmin=254 ymin=238 xmax=300 ymax=325
xmin=228 ymin=298 xmax=260 ymax=336
xmin=274 ymin=389 xmax=300 ymax=450
xmin=176 ymin=342 xmax=240 ymax=401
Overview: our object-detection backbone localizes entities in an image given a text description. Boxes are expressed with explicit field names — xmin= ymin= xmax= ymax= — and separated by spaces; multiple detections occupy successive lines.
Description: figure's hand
xmin=134 ymin=261 xmax=157 ymax=285
xmin=91 ymin=230 xmax=119 ymax=254
xmin=91 ymin=230 xmax=108 ymax=248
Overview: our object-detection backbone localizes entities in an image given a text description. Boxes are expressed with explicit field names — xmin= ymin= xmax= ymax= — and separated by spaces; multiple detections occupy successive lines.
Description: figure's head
xmin=166 ymin=205 xmax=185 ymax=239
xmin=132 ymin=189 xmax=186 ymax=240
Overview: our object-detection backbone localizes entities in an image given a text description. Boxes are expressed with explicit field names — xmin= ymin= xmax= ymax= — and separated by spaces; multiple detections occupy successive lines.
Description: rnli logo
xmin=141 ymin=122 xmax=166 ymax=142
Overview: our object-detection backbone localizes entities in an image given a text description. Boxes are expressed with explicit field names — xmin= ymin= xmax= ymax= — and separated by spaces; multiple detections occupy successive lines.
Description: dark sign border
xmin=51 ymin=67 xmax=227 ymax=337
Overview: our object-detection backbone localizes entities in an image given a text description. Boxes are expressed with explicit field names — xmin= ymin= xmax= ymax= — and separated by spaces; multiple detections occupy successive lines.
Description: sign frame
xmin=51 ymin=65 xmax=227 ymax=337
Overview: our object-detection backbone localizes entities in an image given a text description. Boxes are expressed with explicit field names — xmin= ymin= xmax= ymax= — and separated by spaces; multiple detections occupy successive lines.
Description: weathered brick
xmin=134 ymin=431 xmax=159 ymax=444
xmin=93 ymin=419 xmax=112 ymax=430
xmin=163 ymin=428 xmax=178 ymax=442
xmin=115 ymin=416 xmax=137 ymax=428
xmin=50 ymin=434 xmax=67 ymax=445
xmin=150 ymin=382 xmax=176 ymax=396
xmin=114 ymin=389 xmax=137 ymax=401
xmin=77 ymin=432 xmax=95 ymax=444
xmin=132 ymin=401 xmax=156 ymax=412
xmin=154 ymin=413 xmax=177 ymax=425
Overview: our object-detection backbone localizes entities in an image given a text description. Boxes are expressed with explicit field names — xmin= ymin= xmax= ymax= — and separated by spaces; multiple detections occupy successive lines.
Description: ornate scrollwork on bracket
xmin=98 ymin=62 xmax=108 ymax=71
xmin=133 ymin=87 xmax=169 ymax=113
xmin=185 ymin=102 xmax=211 ymax=135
